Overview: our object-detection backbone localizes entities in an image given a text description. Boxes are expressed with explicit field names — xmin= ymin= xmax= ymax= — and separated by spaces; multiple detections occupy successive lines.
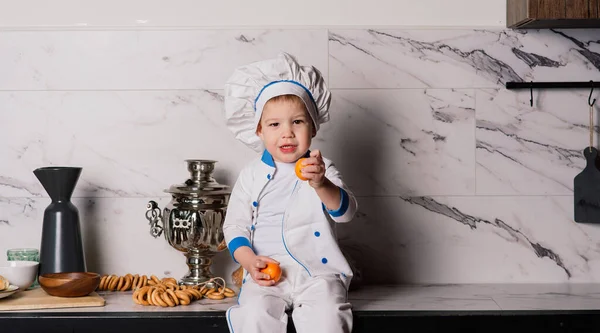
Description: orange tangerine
xmin=295 ymin=158 xmax=308 ymax=181
xmin=260 ymin=262 xmax=282 ymax=282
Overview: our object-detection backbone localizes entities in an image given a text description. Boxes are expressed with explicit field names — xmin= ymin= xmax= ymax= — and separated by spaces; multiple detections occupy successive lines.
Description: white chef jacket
xmin=223 ymin=150 xmax=358 ymax=288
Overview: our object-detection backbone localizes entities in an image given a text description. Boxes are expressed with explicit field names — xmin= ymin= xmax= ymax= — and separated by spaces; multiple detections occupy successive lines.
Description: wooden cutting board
xmin=0 ymin=287 xmax=105 ymax=311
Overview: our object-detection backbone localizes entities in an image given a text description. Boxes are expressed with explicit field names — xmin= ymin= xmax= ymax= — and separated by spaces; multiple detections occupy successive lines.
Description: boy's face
xmin=257 ymin=99 xmax=314 ymax=163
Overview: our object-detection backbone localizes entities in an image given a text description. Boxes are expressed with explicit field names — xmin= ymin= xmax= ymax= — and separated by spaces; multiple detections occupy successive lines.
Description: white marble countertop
xmin=0 ymin=284 xmax=600 ymax=313
xmin=3 ymin=284 xmax=600 ymax=314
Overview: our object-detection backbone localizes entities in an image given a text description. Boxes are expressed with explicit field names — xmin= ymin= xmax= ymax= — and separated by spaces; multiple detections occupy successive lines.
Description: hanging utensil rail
xmin=505 ymin=80 xmax=598 ymax=107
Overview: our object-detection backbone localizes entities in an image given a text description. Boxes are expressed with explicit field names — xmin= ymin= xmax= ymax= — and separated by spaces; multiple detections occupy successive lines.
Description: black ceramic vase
xmin=33 ymin=167 xmax=86 ymax=276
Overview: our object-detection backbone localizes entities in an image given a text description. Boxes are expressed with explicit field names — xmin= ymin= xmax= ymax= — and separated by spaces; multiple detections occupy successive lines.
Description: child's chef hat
xmin=224 ymin=53 xmax=331 ymax=152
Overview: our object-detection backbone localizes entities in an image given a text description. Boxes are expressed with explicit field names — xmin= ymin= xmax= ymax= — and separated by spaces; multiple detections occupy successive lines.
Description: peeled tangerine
xmin=260 ymin=263 xmax=282 ymax=282
xmin=295 ymin=158 xmax=308 ymax=181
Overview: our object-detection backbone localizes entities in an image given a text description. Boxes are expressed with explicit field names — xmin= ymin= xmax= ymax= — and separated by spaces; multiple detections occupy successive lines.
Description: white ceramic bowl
xmin=0 ymin=261 xmax=39 ymax=291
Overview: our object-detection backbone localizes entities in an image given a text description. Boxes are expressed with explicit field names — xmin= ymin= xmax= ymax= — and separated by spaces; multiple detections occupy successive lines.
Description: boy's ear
xmin=256 ymin=123 xmax=264 ymax=139
xmin=312 ymin=126 xmax=317 ymax=138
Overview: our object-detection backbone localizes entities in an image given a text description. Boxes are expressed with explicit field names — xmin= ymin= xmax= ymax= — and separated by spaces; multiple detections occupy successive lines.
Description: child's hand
xmin=243 ymin=255 xmax=280 ymax=287
xmin=300 ymin=150 xmax=326 ymax=189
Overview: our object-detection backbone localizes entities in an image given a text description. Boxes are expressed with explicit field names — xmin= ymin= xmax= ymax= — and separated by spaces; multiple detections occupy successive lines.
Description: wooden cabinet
xmin=508 ymin=0 xmax=600 ymax=28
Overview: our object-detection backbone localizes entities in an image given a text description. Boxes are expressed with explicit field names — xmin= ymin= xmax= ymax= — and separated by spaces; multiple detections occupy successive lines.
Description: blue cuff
xmin=322 ymin=187 xmax=349 ymax=217
xmin=228 ymin=237 xmax=252 ymax=263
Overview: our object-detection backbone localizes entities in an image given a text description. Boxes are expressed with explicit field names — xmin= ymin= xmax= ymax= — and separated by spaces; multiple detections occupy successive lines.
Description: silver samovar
xmin=145 ymin=160 xmax=231 ymax=286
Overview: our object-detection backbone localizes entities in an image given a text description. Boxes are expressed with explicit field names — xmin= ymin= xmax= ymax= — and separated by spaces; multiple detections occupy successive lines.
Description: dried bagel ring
xmin=160 ymin=290 xmax=176 ymax=307
xmin=206 ymin=291 xmax=225 ymax=300
xmin=98 ymin=275 xmax=108 ymax=290
xmin=137 ymin=286 xmax=151 ymax=306
xmin=148 ymin=288 xmax=158 ymax=306
xmin=132 ymin=275 xmax=139 ymax=290
xmin=150 ymin=275 xmax=160 ymax=285
xmin=108 ymin=275 xmax=119 ymax=291
xmin=152 ymin=289 xmax=168 ymax=307
xmin=132 ymin=288 xmax=142 ymax=305
xmin=124 ymin=274 xmax=134 ymax=289
xmin=175 ymin=290 xmax=191 ymax=305
xmin=199 ymin=286 xmax=209 ymax=295
xmin=121 ymin=275 xmax=132 ymax=291
xmin=162 ymin=277 xmax=177 ymax=285
xmin=116 ymin=276 xmax=125 ymax=291
xmin=223 ymin=288 xmax=236 ymax=298
xmin=186 ymin=289 xmax=202 ymax=300
xmin=166 ymin=289 xmax=180 ymax=306
xmin=139 ymin=275 xmax=147 ymax=288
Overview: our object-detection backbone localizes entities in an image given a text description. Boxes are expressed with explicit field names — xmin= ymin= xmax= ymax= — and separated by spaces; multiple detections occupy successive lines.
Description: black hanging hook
xmin=589 ymin=80 xmax=596 ymax=107
xmin=530 ymin=81 xmax=533 ymax=107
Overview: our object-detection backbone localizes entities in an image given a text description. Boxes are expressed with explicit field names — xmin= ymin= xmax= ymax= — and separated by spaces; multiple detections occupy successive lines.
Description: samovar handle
xmin=145 ymin=200 xmax=164 ymax=238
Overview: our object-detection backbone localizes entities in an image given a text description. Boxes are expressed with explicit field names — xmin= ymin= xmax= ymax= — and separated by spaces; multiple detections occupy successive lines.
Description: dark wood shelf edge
xmin=508 ymin=18 xmax=600 ymax=29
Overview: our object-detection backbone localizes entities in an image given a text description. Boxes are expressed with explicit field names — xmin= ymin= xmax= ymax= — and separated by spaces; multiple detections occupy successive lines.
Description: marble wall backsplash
xmin=1 ymin=28 xmax=599 ymax=285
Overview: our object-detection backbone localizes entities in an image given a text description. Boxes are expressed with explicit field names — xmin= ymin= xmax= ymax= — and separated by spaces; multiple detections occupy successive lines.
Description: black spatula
xmin=574 ymin=98 xmax=600 ymax=223
xmin=574 ymin=147 xmax=600 ymax=223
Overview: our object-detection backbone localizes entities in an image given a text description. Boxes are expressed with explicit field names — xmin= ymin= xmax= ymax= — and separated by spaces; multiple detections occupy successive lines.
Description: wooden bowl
xmin=39 ymin=272 xmax=100 ymax=297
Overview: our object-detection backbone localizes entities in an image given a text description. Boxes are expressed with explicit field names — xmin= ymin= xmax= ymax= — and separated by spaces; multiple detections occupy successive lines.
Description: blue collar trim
xmin=261 ymin=150 xmax=275 ymax=167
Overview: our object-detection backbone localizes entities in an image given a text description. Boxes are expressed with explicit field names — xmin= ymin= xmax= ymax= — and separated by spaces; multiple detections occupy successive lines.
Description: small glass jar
xmin=7 ymin=248 xmax=40 ymax=288
xmin=7 ymin=248 xmax=39 ymax=262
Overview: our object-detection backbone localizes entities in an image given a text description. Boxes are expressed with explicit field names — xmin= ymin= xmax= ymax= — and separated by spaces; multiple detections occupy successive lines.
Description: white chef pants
xmin=226 ymin=254 xmax=352 ymax=333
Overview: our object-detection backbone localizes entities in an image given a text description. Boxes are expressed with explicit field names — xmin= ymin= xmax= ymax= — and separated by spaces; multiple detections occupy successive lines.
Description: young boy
xmin=223 ymin=53 xmax=358 ymax=333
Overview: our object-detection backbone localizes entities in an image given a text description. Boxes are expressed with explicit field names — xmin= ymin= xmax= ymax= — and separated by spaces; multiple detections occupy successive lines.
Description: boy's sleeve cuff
xmin=323 ymin=187 xmax=349 ymax=217
xmin=228 ymin=237 xmax=252 ymax=263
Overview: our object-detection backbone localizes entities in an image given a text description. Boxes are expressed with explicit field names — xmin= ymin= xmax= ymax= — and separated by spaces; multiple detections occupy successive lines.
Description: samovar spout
xmin=145 ymin=200 xmax=164 ymax=238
